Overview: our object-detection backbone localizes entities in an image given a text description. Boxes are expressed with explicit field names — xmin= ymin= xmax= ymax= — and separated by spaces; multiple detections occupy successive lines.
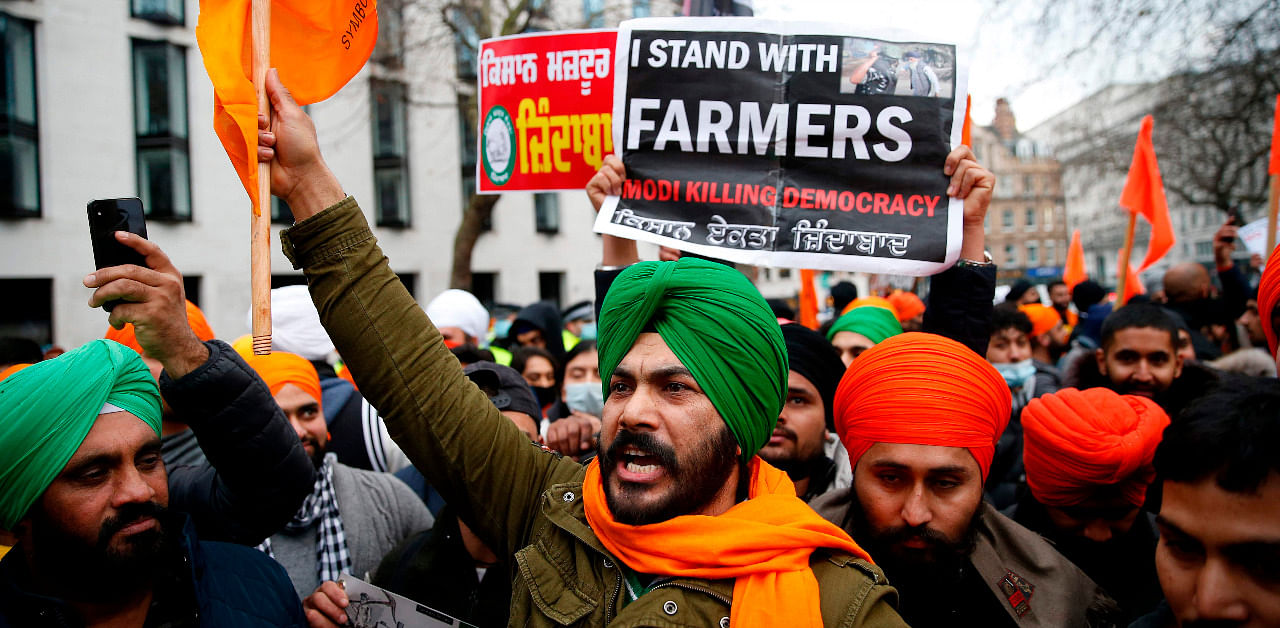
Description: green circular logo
xmin=481 ymin=105 xmax=516 ymax=186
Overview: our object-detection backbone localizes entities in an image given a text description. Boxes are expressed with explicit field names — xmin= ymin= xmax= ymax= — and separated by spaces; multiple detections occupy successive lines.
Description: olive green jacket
xmin=281 ymin=198 xmax=907 ymax=627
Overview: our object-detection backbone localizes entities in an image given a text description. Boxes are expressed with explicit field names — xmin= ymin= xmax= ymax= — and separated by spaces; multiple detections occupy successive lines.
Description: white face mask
xmin=564 ymin=381 xmax=604 ymax=417
xmin=994 ymin=359 xmax=1036 ymax=390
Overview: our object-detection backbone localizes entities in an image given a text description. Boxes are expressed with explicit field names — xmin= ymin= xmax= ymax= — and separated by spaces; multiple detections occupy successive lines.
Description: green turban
xmin=0 ymin=339 xmax=162 ymax=528
xmin=598 ymin=257 xmax=788 ymax=463
xmin=827 ymin=306 xmax=903 ymax=344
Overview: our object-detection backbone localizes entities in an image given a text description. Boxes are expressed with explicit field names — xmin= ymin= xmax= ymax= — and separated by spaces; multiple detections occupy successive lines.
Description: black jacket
xmin=161 ymin=340 xmax=316 ymax=545
xmin=512 ymin=301 xmax=566 ymax=359
xmin=923 ymin=262 xmax=998 ymax=356
xmin=0 ymin=514 xmax=305 ymax=627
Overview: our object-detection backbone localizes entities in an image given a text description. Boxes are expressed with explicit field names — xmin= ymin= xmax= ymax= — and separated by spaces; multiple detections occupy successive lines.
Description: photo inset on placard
xmin=840 ymin=37 xmax=956 ymax=99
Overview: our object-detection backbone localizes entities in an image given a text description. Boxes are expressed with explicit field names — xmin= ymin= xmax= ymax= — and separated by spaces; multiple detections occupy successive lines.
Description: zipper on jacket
xmin=605 ymin=560 xmax=622 ymax=623
xmin=650 ymin=580 xmax=733 ymax=607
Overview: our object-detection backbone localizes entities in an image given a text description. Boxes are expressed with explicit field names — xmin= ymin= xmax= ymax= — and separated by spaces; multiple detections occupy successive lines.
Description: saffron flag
xmin=1063 ymin=229 xmax=1087 ymax=290
xmin=1119 ymin=115 xmax=1174 ymax=272
xmin=196 ymin=0 xmax=379 ymax=214
xmin=798 ymin=269 xmax=819 ymax=330
xmin=1117 ymin=250 xmax=1146 ymax=305
xmin=1270 ymin=94 xmax=1279 ymax=175
xmin=961 ymin=95 xmax=972 ymax=148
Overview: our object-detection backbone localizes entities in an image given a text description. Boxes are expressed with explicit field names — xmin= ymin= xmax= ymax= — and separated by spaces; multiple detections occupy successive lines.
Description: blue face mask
xmin=578 ymin=322 xmax=597 ymax=341
xmin=994 ymin=359 xmax=1036 ymax=390
xmin=564 ymin=381 xmax=604 ymax=417
xmin=493 ymin=319 xmax=513 ymax=339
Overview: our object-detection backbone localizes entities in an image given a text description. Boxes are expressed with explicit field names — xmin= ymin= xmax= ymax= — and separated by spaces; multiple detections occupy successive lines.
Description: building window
xmin=1044 ymin=240 xmax=1056 ymax=266
xmin=271 ymin=196 xmax=295 ymax=225
xmin=584 ymin=0 xmax=605 ymax=27
xmin=539 ymin=271 xmax=564 ymax=308
xmin=779 ymin=268 xmax=792 ymax=279
xmin=452 ymin=9 xmax=478 ymax=79
xmin=1027 ymin=241 xmax=1039 ymax=267
xmin=472 ymin=272 xmax=497 ymax=309
xmin=535 ymin=193 xmax=560 ymax=233
xmin=1 ymin=14 xmax=39 ymax=218
xmin=183 ymin=275 xmax=201 ymax=306
xmin=1024 ymin=207 xmax=1035 ymax=230
xmin=0 ymin=278 xmax=52 ymax=344
xmin=1043 ymin=207 xmax=1054 ymax=231
xmin=271 ymin=274 xmax=308 ymax=289
xmin=1195 ymin=241 xmax=1213 ymax=258
xmin=1004 ymin=244 xmax=1017 ymax=266
xmin=633 ymin=0 xmax=651 ymax=17
xmin=132 ymin=39 xmax=191 ymax=221
xmin=1001 ymin=209 xmax=1013 ymax=232
xmin=1022 ymin=175 xmax=1033 ymax=195
xmin=371 ymin=79 xmax=410 ymax=227
xmin=371 ymin=2 xmax=403 ymax=67
xmin=396 ymin=272 xmax=416 ymax=299
xmin=131 ymin=0 xmax=184 ymax=26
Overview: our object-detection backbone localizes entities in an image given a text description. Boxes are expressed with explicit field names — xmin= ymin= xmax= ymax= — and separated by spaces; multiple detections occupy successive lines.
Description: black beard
xmin=28 ymin=501 xmax=175 ymax=603
xmin=599 ymin=426 xmax=738 ymax=525
xmin=846 ymin=493 xmax=981 ymax=605
xmin=762 ymin=449 xmax=827 ymax=483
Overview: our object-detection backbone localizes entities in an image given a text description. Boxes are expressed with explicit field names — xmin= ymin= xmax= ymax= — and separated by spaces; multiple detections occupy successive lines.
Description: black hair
xmin=766 ymin=298 xmax=796 ymax=322
xmin=450 ymin=344 xmax=495 ymax=366
xmin=1155 ymin=377 xmax=1280 ymax=494
xmin=1099 ymin=304 xmax=1179 ymax=351
xmin=1048 ymin=280 xmax=1067 ymax=291
xmin=563 ymin=340 xmax=597 ymax=366
xmin=0 ymin=336 xmax=43 ymax=368
xmin=511 ymin=346 xmax=559 ymax=382
xmin=830 ymin=282 xmax=858 ymax=313
xmin=1072 ymin=280 xmax=1106 ymax=312
xmin=990 ymin=303 xmax=1032 ymax=336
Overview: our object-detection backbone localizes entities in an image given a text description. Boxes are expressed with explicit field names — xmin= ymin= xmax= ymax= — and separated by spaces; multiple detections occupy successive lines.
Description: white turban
xmin=425 ymin=289 xmax=490 ymax=344
xmin=248 ymin=285 xmax=335 ymax=361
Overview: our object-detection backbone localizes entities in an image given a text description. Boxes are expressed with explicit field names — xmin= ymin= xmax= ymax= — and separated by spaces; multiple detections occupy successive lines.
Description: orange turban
xmin=1019 ymin=303 xmax=1062 ymax=338
xmin=886 ymin=291 xmax=925 ymax=322
xmin=1022 ymin=388 xmax=1169 ymax=508
xmin=841 ymin=296 xmax=897 ymax=318
xmin=0 ymin=364 xmax=31 ymax=382
xmin=1259 ymin=244 xmax=1280 ymax=360
xmin=104 ymin=300 xmax=216 ymax=356
xmin=241 ymin=351 xmax=323 ymax=409
xmin=834 ymin=332 xmax=1011 ymax=481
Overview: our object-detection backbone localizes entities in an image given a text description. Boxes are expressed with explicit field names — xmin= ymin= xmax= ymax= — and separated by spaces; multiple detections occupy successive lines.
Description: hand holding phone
xmin=87 ymin=198 xmax=149 ymax=311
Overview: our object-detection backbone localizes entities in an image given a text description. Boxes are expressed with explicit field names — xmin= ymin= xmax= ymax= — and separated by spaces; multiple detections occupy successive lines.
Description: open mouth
xmin=617 ymin=445 xmax=666 ymax=482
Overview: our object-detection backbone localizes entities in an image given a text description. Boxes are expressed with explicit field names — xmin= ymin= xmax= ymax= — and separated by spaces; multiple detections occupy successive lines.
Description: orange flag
xmin=196 ymin=0 xmax=379 ymax=214
xmin=961 ymin=95 xmax=972 ymax=148
xmin=798 ymin=269 xmax=819 ymax=330
xmin=1117 ymin=250 xmax=1146 ymax=304
xmin=1119 ymin=115 xmax=1175 ymax=272
xmin=1063 ymin=229 xmax=1088 ymax=290
xmin=1270 ymin=94 xmax=1280 ymax=175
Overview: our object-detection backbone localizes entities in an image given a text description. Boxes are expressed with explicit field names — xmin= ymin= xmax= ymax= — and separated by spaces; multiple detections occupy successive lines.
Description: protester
xmin=1005 ymin=279 xmax=1041 ymax=305
xmin=827 ymin=304 xmax=903 ymax=365
xmin=902 ymin=50 xmax=939 ymax=97
xmin=510 ymin=345 xmax=559 ymax=415
xmin=424 ymin=288 xmax=490 ymax=348
xmin=544 ymin=340 xmax=604 ymax=457
xmin=1070 ymin=280 xmax=1111 ymax=349
xmin=0 ymin=342 xmax=307 ymax=626
xmin=1161 ymin=219 xmax=1248 ymax=361
xmin=756 ymin=324 xmax=846 ymax=501
xmin=510 ymin=301 xmax=568 ymax=360
xmin=1020 ymin=303 xmax=1071 ymax=366
xmin=311 ymin=363 xmax=546 ymax=627
xmin=1048 ymin=280 xmax=1078 ymax=327
xmin=1013 ymin=387 xmax=1168 ymax=622
xmin=0 ymin=337 xmax=42 ymax=372
xmin=104 ymin=299 xmax=217 ymax=468
xmin=813 ymin=333 xmax=1117 ymax=627
xmin=561 ymin=299 xmax=595 ymax=348
xmin=1062 ymin=303 xmax=1220 ymax=419
xmin=887 ymin=290 xmax=926 ymax=332
xmin=1133 ymin=377 xmax=1280 ymax=627
xmin=240 ymin=350 xmax=432 ymax=599
xmin=257 ymin=69 xmax=907 ymax=625
xmin=830 ymin=281 xmax=859 ymax=316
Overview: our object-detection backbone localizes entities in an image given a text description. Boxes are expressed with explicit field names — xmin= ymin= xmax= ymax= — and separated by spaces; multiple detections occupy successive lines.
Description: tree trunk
xmin=450 ymin=193 xmax=501 ymax=290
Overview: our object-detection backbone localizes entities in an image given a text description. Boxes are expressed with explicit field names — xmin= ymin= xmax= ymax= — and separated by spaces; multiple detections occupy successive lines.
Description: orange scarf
xmin=583 ymin=457 xmax=871 ymax=626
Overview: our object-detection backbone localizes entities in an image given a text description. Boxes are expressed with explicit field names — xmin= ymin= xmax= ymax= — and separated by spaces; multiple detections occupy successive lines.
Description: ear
xmin=1094 ymin=348 xmax=1107 ymax=375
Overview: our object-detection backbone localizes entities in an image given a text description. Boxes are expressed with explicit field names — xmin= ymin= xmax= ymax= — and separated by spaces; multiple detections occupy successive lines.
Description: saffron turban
xmin=242 ymin=351 xmax=323 ymax=408
xmin=834 ymin=333 xmax=1011 ymax=481
xmin=0 ymin=340 xmax=162 ymax=528
xmin=1019 ymin=303 xmax=1062 ymax=338
xmin=0 ymin=363 xmax=31 ymax=382
xmin=1022 ymin=387 xmax=1169 ymax=508
xmin=841 ymin=296 xmax=897 ymax=317
xmin=425 ymin=289 xmax=490 ymax=344
xmin=827 ymin=305 xmax=903 ymax=344
xmin=1259 ymin=244 xmax=1280 ymax=359
xmin=886 ymin=291 xmax=925 ymax=322
xmin=104 ymin=299 xmax=216 ymax=355
xmin=598 ymin=257 xmax=787 ymax=463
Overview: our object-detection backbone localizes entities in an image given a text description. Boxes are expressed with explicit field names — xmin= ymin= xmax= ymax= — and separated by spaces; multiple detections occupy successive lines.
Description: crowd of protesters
xmin=1 ymin=68 xmax=1278 ymax=628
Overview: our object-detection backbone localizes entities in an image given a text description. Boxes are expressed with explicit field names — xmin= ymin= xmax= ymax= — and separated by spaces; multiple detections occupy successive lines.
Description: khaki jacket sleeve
xmin=280 ymin=197 xmax=584 ymax=557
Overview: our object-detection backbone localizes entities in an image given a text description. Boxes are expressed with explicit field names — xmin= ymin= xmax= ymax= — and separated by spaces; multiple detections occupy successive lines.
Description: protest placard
xmin=1238 ymin=217 xmax=1279 ymax=259
xmin=477 ymin=30 xmax=617 ymax=193
xmin=594 ymin=17 xmax=970 ymax=275
xmin=338 ymin=574 xmax=478 ymax=628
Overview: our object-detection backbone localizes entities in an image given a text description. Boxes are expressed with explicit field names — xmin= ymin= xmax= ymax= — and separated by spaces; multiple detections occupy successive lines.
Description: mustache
xmin=601 ymin=430 xmax=679 ymax=470
xmin=880 ymin=523 xmax=957 ymax=550
xmin=770 ymin=425 xmax=797 ymax=442
xmin=99 ymin=501 xmax=166 ymax=541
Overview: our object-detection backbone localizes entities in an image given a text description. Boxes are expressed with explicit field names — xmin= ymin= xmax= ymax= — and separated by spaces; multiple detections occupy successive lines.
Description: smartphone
xmin=87 ymin=198 xmax=149 ymax=311
xmin=1224 ymin=204 xmax=1243 ymax=244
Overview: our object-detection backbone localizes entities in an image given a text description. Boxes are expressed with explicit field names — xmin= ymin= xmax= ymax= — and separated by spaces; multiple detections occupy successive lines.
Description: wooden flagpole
xmin=1117 ymin=212 xmax=1138 ymax=306
xmin=1268 ymin=173 xmax=1279 ymax=255
xmin=250 ymin=0 xmax=272 ymax=355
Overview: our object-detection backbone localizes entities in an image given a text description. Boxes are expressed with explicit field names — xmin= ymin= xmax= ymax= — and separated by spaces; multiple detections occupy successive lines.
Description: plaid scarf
xmin=258 ymin=453 xmax=352 ymax=583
